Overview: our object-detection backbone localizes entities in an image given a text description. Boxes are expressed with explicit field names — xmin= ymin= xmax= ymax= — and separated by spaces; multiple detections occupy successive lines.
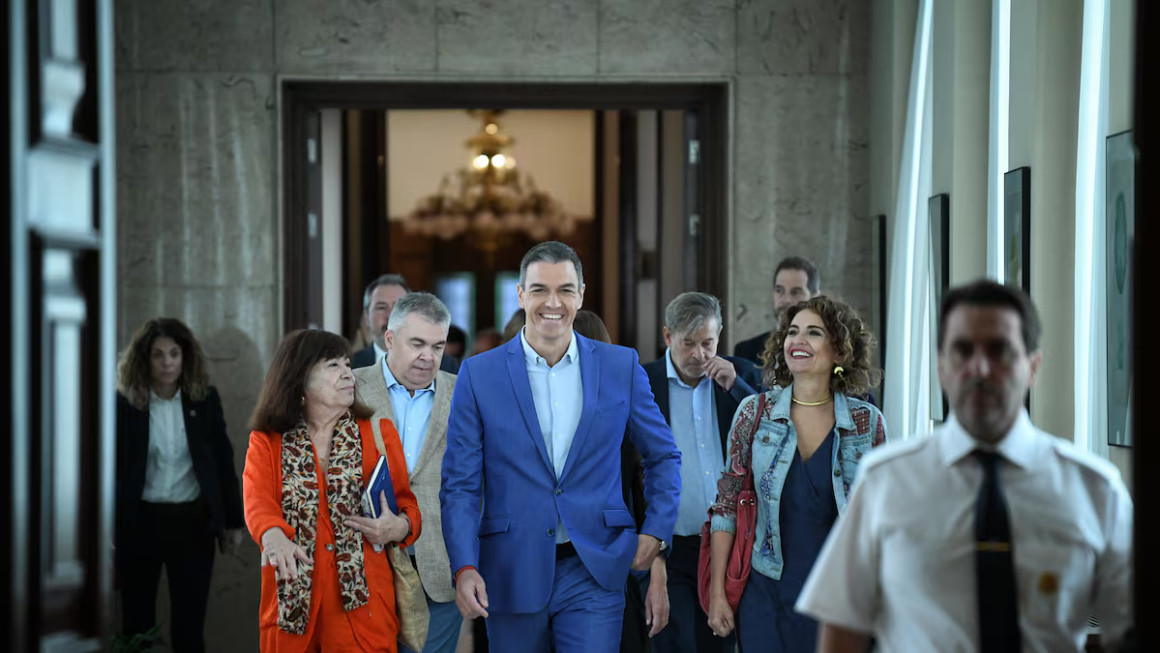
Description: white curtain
xmin=883 ymin=0 xmax=934 ymax=440
xmin=1074 ymin=0 xmax=1110 ymax=456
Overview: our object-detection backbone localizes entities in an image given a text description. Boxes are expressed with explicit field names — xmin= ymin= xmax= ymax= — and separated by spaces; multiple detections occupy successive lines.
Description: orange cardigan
xmin=243 ymin=418 xmax=421 ymax=653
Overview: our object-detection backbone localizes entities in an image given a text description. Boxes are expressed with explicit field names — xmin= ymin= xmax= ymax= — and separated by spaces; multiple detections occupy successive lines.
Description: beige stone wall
xmin=115 ymin=1 xmax=871 ymax=650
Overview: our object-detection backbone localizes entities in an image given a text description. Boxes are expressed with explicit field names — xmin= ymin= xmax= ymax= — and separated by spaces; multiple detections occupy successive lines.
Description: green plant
xmin=109 ymin=627 xmax=158 ymax=653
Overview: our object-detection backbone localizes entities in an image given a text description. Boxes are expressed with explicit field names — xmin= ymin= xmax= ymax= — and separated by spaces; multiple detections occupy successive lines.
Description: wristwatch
xmin=654 ymin=535 xmax=668 ymax=553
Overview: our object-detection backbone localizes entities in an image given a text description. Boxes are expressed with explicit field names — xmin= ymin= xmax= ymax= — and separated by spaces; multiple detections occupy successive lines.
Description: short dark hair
xmin=937 ymin=279 xmax=1042 ymax=353
xmin=519 ymin=241 xmax=583 ymax=288
xmin=774 ymin=256 xmax=820 ymax=295
xmin=362 ymin=273 xmax=411 ymax=312
xmin=573 ymin=309 xmax=611 ymax=344
xmin=447 ymin=325 xmax=467 ymax=347
xmin=248 ymin=329 xmax=371 ymax=434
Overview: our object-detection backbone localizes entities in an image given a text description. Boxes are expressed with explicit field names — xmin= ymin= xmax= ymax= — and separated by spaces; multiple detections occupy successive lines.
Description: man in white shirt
xmin=796 ymin=279 xmax=1133 ymax=653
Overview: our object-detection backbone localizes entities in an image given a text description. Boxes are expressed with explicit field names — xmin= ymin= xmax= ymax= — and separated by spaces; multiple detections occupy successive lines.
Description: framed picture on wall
xmin=1106 ymin=131 xmax=1134 ymax=448
xmin=929 ymin=194 xmax=950 ymax=421
xmin=1004 ymin=167 xmax=1032 ymax=294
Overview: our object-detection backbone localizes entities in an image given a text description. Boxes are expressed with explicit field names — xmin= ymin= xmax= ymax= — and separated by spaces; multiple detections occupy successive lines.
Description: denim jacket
xmin=708 ymin=384 xmax=887 ymax=581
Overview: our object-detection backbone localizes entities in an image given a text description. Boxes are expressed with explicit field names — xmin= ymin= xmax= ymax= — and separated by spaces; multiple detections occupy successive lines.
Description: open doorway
xmin=282 ymin=82 xmax=729 ymax=362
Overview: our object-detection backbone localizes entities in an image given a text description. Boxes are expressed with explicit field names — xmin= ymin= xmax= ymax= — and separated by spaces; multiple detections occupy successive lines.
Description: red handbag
xmin=697 ymin=393 xmax=765 ymax=614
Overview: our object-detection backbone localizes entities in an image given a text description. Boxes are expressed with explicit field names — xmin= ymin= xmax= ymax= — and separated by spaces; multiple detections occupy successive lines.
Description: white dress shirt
xmin=796 ymin=410 xmax=1133 ymax=652
xmin=141 ymin=389 xmax=201 ymax=503
xmin=521 ymin=328 xmax=583 ymax=543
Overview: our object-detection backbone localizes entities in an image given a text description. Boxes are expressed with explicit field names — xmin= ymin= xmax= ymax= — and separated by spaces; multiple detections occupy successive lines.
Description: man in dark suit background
xmin=351 ymin=273 xmax=458 ymax=374
xmin=640 ymin=292 xmax=761 ymax=653
xmin=733 ymin=256 xmax=821 ymax=365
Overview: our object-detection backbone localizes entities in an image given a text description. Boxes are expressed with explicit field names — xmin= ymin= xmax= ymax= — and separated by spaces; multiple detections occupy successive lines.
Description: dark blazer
xmin=732 ymin=331 xmax=771 ymax=366
xmin=642 ymin=355 xmax=762 ymax=461
xmin=351 ymin=344 xmax=459 ymax=374
xmin=115 ymin=387 xmax=244 ymax=551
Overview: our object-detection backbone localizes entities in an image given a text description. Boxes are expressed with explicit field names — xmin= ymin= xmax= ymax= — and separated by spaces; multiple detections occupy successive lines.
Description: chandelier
xmin=401 ymin=110 xmax=575 ymax=252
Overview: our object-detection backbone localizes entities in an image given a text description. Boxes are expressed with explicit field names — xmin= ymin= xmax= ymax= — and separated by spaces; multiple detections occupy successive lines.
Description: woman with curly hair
xmin=704 ymin=296 xmax=887 ymax=652
xmin=243 ymin=329 xmax=421 ymax=651
xmin=115 ymin=318 xmax=246 ymax=653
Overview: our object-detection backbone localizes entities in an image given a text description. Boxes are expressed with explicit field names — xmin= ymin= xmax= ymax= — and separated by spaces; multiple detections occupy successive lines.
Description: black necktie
xmin=973 ymin=450 xmax=1022 ymax=652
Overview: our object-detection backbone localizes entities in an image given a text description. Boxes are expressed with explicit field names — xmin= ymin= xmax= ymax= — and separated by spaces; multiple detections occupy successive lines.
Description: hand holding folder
xmin=344 ymin=455 xmax=410 ymax=552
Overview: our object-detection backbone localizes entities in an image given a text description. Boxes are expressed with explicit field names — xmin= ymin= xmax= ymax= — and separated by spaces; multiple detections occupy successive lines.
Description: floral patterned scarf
xmin=277 ymin=411 xmax=369 ymax=634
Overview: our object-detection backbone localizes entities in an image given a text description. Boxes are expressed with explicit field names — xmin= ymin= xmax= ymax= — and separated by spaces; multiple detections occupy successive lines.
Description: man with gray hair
xmin=352 ymin=273 xmax=459 ymax=374
xmin=640 ymin=291 xmax=761 ymax=653
xmin=354 ymin=292 xmax=463 ymax=653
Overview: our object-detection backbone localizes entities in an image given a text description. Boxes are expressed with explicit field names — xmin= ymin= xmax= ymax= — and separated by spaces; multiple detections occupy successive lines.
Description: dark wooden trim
xmin=283 ymin=81 xmax=727 ymax=111
xmin=592 ymin=110 xmax=605 ymax=330
xmin=1134 ymin=0 xmax=1154 ymax=643
xmin=655 ymin=111 xmax=665 ymax=360
xmin=281 ymin=92 xmax=311 ymax=333
xmin=340 ymin=111 xmax=356 ymax=338
xmin=281 ymin=81 xmax=729 ymax=340
xmin=1 ymin=0 xmax=13 ymax=639
xmin=699 ymin=89 xmax=728 ymax=303
xmin=617 ymin=111 xmax=639 ymax=347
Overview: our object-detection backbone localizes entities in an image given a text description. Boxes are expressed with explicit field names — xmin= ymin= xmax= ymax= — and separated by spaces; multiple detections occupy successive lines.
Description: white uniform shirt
xmin=796 ymin=410 xmax=1133 ymax=652
xmin=141 ymin=389 xmax=201 ymax=503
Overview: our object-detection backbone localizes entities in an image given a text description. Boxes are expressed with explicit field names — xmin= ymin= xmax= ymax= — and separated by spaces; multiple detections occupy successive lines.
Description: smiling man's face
xmin=518 ymin=260 xmax=584 ymax=348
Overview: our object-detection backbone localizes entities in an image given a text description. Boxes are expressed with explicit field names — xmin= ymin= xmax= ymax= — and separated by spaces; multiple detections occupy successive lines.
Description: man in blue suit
xmin=441 ymin=241 xmax=682 ymax=652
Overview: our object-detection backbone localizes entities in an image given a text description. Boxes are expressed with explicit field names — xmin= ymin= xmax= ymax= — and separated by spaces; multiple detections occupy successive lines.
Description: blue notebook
xmin=362 ymin=455 xmax=399 ymax=519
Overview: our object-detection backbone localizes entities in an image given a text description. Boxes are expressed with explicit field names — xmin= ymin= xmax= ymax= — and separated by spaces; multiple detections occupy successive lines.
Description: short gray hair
xmin=363 ymin=273 xmax=411 ymax=312
xmin=387 ymin=292 xmax=451 ymax=332
xmin=664 ymin=292 xmax=723 ymax=336
xmin=519 ymin=241 xmax=584 ymax=288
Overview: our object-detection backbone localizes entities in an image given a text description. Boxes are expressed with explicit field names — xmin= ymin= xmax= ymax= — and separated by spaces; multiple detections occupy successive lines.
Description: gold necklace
xmin=792 ymin=395 xmax=833 ymax=407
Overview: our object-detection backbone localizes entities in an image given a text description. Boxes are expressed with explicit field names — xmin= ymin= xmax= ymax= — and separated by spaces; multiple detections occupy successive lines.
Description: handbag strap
xmin=363 ymin=418 xmax=400 ymax=516
xmin=741 ymin=393 xmax=767 ymax=492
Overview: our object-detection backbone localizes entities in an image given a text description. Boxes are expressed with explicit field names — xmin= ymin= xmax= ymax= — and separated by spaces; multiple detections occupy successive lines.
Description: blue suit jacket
xmin=440 ymin=333 xmax=682 ymax=614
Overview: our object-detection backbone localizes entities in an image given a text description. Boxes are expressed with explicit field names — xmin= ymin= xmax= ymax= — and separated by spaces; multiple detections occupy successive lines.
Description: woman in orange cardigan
xmin=243 ymin=329 xmax=421 ymax=652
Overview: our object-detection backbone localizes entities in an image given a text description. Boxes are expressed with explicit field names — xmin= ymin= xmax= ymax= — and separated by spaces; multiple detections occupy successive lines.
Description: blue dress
xmin=738 ymin=430 xmax=839 ymax=653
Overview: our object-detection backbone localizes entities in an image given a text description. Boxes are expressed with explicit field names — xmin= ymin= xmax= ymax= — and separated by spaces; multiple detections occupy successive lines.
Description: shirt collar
xmin=150 ymin=388 xmax=182 ymax=404
xmin=381 ymin=356 xmax=436 ymax=394
xmin=938 ymin=409 xmax=1039 ymax=470
xmin=373 ymin=341 xmax=387 ymax=363
xmin=520 ymin=327 xmax=579 ymax=367
xmin=664 ymin=348 xmax=708 ymax=389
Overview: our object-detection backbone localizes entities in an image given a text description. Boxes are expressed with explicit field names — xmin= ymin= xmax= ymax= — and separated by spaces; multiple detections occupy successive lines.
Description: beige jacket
xmin=354 ymin=360 xmax=457 ymax=603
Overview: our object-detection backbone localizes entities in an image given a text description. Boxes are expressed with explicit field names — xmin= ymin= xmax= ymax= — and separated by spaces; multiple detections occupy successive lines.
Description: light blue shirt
xmin=521 ymin=328 xmax=583 ymax=543
xmin=380 ymin=357 xmax=435 ymax=476
xmin=665 ymin=349 xmax=722 ymax=536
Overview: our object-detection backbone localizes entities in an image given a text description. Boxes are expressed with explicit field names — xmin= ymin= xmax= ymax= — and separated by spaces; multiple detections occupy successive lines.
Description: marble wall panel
xmin=732 ymin=74 xmax=871 ymax=342
xmin=737 ymin=0 xmax=870 ymax=76
xmin=275 ymin=0 xmax=438 ymax=73
xmin=435 ymin=0 xmax=599 ymax=74
xmin=117 ymin=73 xmax=277 ymax=295
xmin=115 ymin=0 xmax=274 ymax=72
xmin=597 ymin=0 xmax=737 ymax=74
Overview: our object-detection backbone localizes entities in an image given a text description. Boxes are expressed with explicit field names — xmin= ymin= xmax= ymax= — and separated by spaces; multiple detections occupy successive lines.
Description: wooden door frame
xmin=280 ymin=81 xmax=729 ymax=335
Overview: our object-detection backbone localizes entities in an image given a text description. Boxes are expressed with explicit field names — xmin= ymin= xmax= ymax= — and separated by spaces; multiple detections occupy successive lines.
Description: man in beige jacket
xmin=354 ymin=291 xmax=461 ymax=653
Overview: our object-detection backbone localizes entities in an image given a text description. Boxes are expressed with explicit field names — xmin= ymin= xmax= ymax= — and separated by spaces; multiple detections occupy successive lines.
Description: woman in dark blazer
xmin=115 ymin=318 xmax=246 ymax=653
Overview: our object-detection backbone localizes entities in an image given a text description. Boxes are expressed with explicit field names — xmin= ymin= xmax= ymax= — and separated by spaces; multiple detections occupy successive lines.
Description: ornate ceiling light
xmin=401 ymin=109 xmax=575 ymax=253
